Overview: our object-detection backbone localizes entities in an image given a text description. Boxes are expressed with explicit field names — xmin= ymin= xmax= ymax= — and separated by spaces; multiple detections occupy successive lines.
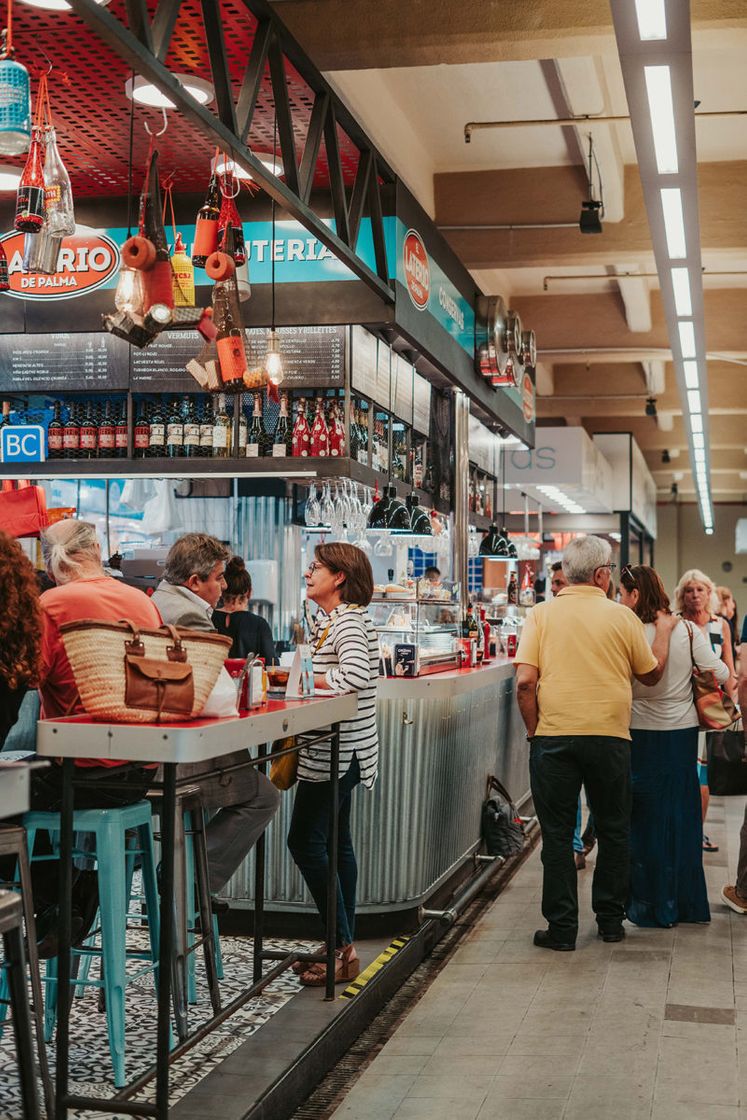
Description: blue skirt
xmin=628 ymin=726 xmax=710 ymax=927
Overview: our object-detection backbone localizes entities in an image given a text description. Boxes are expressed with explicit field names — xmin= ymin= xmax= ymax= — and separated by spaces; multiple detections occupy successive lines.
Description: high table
xmin=36 ymin=692 xmax=358 ymax=1120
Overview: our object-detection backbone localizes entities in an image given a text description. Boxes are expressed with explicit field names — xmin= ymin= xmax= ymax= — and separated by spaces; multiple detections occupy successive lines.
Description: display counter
xmin=225 ymin=658 xmax=529 ymax=919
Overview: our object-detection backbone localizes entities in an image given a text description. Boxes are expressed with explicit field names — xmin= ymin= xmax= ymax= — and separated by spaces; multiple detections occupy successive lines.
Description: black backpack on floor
xmin=482 ymin=775 xmax=525 ymax=858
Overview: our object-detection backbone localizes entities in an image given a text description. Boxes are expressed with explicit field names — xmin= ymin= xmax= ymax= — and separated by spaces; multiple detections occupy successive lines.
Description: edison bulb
xmin=264 ymin=329 xmax=284 ymax=384
xmin=114 ymin=266 xmax=143 ymax=315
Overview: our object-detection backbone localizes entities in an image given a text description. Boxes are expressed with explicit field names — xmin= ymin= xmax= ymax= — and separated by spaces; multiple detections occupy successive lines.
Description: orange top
xmin=40 ymin=576 xmax=162 ymax=767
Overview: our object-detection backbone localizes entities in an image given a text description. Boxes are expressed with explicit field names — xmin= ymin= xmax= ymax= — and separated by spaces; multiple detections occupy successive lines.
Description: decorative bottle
xmin=15 ymin=126 xmax=46 ymax=233
xmin=292 ymin=397 xmax=311 ymax=457
xmin=192 ymin=170 xmax=221 ymax=268
xmin=328 ymin=400 xmax=346 ymax=457
xmin=309 ymin=395 xmax=329 ymax=457
xmin=43 ymin=126 xmax=75 ymax=236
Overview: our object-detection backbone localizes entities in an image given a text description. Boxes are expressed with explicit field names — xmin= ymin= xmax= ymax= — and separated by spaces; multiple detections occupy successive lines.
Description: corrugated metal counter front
xmin=224 ymin=659 xmax=528 ymax=915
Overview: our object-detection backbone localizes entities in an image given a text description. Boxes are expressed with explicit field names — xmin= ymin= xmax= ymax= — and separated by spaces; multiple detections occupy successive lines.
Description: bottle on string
xmin=15 ymin=125 xmax=46 ymax=233
xmin=192 ymin=168 xmax=221 ymax=269
xmin=170 ymin=232 xmax=195 ymax=307
xmin=213 ymin=283 xmax=248 ymax=386
xmin=43 ymin=126 xmax=75 ymax=237
xmin=217 ymin=174 xmax=246 ymax=266
xmin=0 ymin=241 xmax=9 ymax=291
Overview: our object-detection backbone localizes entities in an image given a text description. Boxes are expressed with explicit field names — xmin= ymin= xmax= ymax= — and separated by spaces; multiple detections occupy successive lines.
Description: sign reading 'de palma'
xmin=0 ymin=231 xmax=121 ymax=300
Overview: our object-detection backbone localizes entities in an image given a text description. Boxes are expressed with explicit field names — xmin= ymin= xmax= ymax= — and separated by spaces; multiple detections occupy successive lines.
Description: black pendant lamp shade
xmin=479 ymin=524 xmax=508 ymax=556
xmin=367 ymin=485 xmax=410 ymax=531
xmin=406 ymin=493 xmax=432 ymax=535
xmin=504 ymin=527 xmax=518 ymax=559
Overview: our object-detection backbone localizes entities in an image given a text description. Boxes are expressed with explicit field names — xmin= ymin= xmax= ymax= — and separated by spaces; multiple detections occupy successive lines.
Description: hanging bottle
xmin=213 ymin=283 xmax=248 ymax=385
xmin=192 ymin=169 xmax=221 ymax=268
xmin=292 ymin=397 xmax=311 ymax=457
xmin=328 ymin=399 xmax=346 ymax=457
xmin=309 ymin=395 xmax=329 ymax=457
xmin=0 ymin=241 xmax=9 ymax=292
xmin=43 ymin=126 xmax=75 ymax=237
xmin=170 ymin=232 xmax=195 ymax=307
xmin=217 ymin=188 xmax=246 ymax=266
xmin=15 ymin=126 xmax=46 ymax=233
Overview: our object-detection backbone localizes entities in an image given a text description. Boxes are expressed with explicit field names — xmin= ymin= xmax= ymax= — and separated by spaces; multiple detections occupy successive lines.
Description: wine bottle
xmin=182 ymin=395 xmax=200 ymax=458
xmin=328 ymin=400 xmax=346 ymax=458
xmin=246 ymin=393 xmax=266 ymax=458
xmin=166 ymin=396 xmax=184 ymax=458
xmin=63 ymin=402 xmax=80 ymax=459
xmin=43 ymin=126 xmax=75 ymax=237
xmin=272 ymin=393 xmax=292 ymax=457
xmin=115 ymin=402 xmax=129 ymax=459
xmin=292 ymin=397 xmax=311 ymax=458
xmin=0 ymin=241 xmax=9 ymax=292
xmin=47 ymin=400 xmax=64 ymax=459
xmin=192 ymin=170 xmax=221 ymax=268
xmin=213 ymin=283 xmax=247 ymax=386
xmin=309 ymin=395 xmax=329 ymax=457
xmin=148 ymin=397 xmax=166 ymax=457
xmin=79 ymin=401 xmax=98 ymax=459
xmin=95 ymin=399 xmax=114 ymax=458
xmin=133 ymin=400 xmax=150 ymax=459
xmin=212 ymin=393 xmax=232 ymax=458
xmin=15 ymin=126 xmax=46 ymax=233
xmin=199 ymin=397 xmax=214 ymax=458
xmin=238 ymin=403 xmax=248 ymax=456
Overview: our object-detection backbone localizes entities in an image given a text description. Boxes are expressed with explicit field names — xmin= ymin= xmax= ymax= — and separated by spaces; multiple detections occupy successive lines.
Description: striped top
xmin=297 ymin=604 xmax=379 ymax=788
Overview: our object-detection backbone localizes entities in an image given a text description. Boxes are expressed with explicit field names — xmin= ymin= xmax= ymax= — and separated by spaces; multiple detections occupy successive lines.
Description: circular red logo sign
xmin=403 ymin=228 xmax=430 ymax=311
xmin=522 ymin=371 xmax=536 ymax=423
xmin=0 ymin=230 xmax=121 ymax=301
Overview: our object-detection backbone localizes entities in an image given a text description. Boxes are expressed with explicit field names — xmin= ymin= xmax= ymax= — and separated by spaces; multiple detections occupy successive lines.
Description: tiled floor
xmin=330 ymin=795 xmax=747 ymax=1120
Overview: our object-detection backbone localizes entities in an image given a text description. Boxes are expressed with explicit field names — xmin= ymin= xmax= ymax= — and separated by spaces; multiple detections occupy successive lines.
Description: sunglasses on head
xmin=621 ymin=564 xmax=638 ymax=585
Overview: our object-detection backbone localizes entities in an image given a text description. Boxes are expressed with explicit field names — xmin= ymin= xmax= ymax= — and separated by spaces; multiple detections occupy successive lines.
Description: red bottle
xmin=15 ymin=127 xmax=46 ymax=233
xmin=0 ymin=241 xmax=8 ymax=291
xmin=217 ymin=190 xmax=246 ymax=266
xmin=292 ymin=398 xmax=311 ymax=457
xmin=328 ymin=401 xmax=346 ymax=457
xmin=309 ymin=396 xmax=329 ymax=457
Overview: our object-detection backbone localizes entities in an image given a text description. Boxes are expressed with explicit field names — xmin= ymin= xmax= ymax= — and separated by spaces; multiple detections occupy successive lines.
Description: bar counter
xmin=226 ymin=658 xmax=528 ymax=918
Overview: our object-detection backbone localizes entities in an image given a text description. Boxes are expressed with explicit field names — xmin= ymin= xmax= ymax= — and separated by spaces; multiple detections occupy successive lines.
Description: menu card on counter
xmin=243 ymin=325 xmax=345 ymax=388
xmin=0 ymin=332 xmax=130 ymax=392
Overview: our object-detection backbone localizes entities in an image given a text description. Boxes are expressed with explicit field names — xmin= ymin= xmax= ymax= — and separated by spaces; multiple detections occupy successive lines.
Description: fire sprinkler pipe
xmin=464 ymin=108 xmax=747 ymax=142
xmin=542 ymin=270 xmax=747 ymax=290
xmin=438 ymin=222 xmax=579 ymax=231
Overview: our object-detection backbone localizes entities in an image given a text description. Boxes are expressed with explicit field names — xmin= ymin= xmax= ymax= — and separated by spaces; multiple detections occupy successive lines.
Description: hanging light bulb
xmin=264 ymin=327 xmax=284 ymax=384
xmin=114 ymin=266 xmax=144 ymax=315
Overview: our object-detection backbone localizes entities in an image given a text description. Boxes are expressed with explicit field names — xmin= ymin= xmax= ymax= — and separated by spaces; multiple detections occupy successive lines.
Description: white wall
xmin=655 ymin=502 xmax=747 ymax=611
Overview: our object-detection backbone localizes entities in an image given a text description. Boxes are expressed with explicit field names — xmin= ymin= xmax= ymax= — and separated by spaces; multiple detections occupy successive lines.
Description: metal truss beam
xmin=66 ymin=0 xmax=394 ymax=304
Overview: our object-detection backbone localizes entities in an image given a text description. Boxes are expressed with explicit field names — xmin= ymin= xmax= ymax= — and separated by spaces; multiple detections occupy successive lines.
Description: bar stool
xmin=0 ymin=826 xmax=54 ymax=1119
xmin=23 ymin=801 xmax=160 ymax=1088
xmin=0 ymin=890 xmax=41 ymax=1119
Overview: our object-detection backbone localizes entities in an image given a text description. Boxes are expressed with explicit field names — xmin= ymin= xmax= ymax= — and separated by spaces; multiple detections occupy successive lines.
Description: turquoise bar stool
xmin=23 ymin=801 xmax=160 ymax=1088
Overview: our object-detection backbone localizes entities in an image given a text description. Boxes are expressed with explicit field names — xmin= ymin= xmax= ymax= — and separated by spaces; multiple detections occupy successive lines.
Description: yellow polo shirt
xmin=515 ymin=585 xmax=658 ymax=740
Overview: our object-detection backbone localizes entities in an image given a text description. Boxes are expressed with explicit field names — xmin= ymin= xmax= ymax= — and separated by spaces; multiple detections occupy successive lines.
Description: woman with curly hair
xmin=0 ymin=531 xmax=42 ymax=748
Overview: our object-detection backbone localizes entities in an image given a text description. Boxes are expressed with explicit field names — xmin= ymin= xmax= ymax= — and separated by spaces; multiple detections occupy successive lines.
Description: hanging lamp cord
xmin=2 ymin=0 xmax=13 ymax=60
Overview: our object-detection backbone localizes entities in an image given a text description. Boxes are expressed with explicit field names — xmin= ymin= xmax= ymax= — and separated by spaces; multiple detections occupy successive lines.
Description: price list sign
xmin=0 ymin=332 xmax=129 ymax=392
xmin=244 ymin=325 xmax=345 ymax=388
xmin=130 ymin=330 xmax=202 ymax=393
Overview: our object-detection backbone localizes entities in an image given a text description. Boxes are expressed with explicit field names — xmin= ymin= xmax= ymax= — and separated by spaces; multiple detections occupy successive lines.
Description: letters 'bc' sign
xmin=1 ymin=426 xmax=46 ymax=463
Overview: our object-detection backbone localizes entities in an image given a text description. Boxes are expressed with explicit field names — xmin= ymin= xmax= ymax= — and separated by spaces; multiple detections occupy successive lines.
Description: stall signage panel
xmin=1 ymin=425 xmax=45 ymax=462
xmin=395 ymin=220 xmax=474 ymax=357
xmin=0 ymin=230 xmax=121 ymax=301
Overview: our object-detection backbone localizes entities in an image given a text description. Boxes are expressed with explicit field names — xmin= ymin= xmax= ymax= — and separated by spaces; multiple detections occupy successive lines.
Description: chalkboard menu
xmin=244 ymin=325 xmax=345 ymax=387
xmin=130 ymin=330 xmax=201 ymax=393
xmin=0 ymin=332 xmax=130 ymax=392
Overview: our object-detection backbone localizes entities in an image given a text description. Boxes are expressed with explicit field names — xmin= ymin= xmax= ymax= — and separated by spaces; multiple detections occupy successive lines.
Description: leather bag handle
xmin=118 ymin=618 xmax=144 ymax=657
xmin=162 ymin=623 xmax=188 ymax=663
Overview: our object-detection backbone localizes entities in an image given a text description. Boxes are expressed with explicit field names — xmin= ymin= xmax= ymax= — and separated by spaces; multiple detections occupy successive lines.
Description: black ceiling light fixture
xmin=646 ymin=397 xmax=658 ymax=418
xmin=662 ymin=449 xmax=671 ymax=464
xmin=579 ymin=134 xmax=604 ymax=235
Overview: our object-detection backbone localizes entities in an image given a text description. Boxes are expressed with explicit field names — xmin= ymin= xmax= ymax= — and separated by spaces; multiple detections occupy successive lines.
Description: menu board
xmin=0 ymin=332 xmax=130 ymax=392
xmin=351 ymin=325 xmax=431 ymax=434
xmin=243 ymin=325 xmax=345 ymax=388
xmin=130 ymin=330 xmax=201 ymax=392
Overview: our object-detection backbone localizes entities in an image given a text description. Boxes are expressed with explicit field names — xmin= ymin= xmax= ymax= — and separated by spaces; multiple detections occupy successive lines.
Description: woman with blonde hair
xmin=675 ymin=568 xmax=737 ymax=853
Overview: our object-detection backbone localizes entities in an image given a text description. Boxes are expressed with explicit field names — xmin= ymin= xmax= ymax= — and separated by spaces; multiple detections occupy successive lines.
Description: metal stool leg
xmin=3 ymin=900 xmax=41 ymax=1119
xmin=15 ymin=836 xmax=55 ymax=1119
xmin=170 ymin=808 xmax=189 ymax=1042
xmin=190 ymin=804 xmax=221 ymax=1017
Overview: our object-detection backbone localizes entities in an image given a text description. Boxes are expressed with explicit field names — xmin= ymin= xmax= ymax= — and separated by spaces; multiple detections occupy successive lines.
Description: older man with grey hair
xmin=153 ymin=533 xmax=280 ymax=908
xmin=515 ymin=535 xmax=677 ymax=951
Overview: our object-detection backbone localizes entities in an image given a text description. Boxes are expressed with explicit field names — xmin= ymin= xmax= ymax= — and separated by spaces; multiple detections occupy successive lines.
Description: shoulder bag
xmin=685 ymin=622 xmax=740 ymax=731
xmin=481 ymin=775 xmax=525 ymax=858
xmin=269 ymin=617 xmax=333 ymax=791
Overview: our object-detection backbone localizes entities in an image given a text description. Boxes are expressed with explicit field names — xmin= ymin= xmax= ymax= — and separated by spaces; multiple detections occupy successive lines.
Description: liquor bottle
xmin=47 ymin=399 xmax=64 ymax=459
xmin=96 ymin=399 xmax=115 ymax=458
xmin=213 ymin=283 xmax=247 ymax=386
xmin=217 ymin=189 xmax=246 ymax=266
xmin=507 ymin=571 xmax=518 ymax=605
xmin=166 ymin=397 xmax=184 ymax=458
xmin=291 ymin=397 xmax=311 ymax=458
xmin=115 ymin=401 xmax=129 ymax=459
xmin=63 ymin=401 xmax=80 ymax=459
xmin=309 ymin=396 xmax=329 ymax=457
xmin=133 ymin=400 xmax=150 ymax=459
xmin=148 ymin=397 xmax=166 ymax=457
xmin=182 ymin=396 xmax=200 ymax=458
xmin=0 ymin=241 xmax=9 ymax=292
xmin=349 ymin=408 xmax=360 ymax=462
xmin=272 ymin=393 xmax=292 ymax=457
xmin=79 ymin=401 xmax=98 ymax=459
xmin=480 ymin=607 xmax=492 ymax=662
xmin=328 ymin=400 xmax=346 ymax=457
xmin=212 ymin=393 xmax=232 ymax=458
xmin=192 ymin=170 xmax=221 ymax=268
xmin=43 ymin=127 xmax=75 ymax=237
xmin=199 ymin=397 xmax=214 ymax=458
xmin=246 ymin=393 xmax=266 ymax=458
xmin=238 ymin=403 xmax=248 ymax=457
xmin=15 ymin=126 xmax=46 ymax=233
xmin=171 ymin=232 xmax=195 ymax=307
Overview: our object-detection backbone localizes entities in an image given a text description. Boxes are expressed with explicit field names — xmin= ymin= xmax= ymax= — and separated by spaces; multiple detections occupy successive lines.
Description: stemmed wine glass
xmin=319 ymin=482 xmax=334 ymax=527
xmin=304 ymin=482 xmax=320 ymax=527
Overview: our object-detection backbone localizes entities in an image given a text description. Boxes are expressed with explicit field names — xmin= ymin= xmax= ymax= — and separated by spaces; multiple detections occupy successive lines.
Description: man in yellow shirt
xmin=515 ymin=535 xmax=676 ymax=950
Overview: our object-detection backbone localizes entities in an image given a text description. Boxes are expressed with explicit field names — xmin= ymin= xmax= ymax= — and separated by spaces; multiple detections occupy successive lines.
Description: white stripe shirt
xmin=297 ymin=604 xmax=379 ymax=788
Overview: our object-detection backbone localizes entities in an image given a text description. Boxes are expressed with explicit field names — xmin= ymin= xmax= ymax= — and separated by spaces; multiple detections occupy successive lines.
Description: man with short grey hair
xmin=515 ymin=535 xmax=677 ymax=950
xmin=153 ymin=533 xmax=280 ymax=908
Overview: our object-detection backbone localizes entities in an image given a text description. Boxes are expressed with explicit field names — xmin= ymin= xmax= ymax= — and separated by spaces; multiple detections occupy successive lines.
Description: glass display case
xmin=370 ymin=580 xmax=461 ymax=677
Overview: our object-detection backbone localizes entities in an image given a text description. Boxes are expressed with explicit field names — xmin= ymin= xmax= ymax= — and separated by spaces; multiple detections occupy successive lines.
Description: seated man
xmin=152 ymin=533 xmax=280 ymax=908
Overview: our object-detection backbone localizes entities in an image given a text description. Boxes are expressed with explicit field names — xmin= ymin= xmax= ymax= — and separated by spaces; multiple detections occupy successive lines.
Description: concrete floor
xmin=330 ymin=795 xmax=747 ymax=1120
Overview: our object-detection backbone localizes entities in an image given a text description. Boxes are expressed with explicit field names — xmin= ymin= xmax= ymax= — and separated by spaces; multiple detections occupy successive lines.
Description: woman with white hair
xmin=675 ymin=568 xmax=737 ymax=853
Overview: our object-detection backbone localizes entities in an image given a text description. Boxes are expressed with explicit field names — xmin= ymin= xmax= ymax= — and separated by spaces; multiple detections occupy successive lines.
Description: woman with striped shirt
xmin=288 ymin=542 xmax=379 ymax=986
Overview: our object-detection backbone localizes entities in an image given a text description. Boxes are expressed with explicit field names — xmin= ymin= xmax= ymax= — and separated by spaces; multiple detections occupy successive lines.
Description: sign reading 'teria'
xmin=0 ymin=231 xmax=121 ymax=301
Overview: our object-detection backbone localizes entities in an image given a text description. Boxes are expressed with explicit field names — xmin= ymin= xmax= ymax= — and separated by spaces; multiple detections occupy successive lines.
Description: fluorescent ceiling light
xmin=690 ymin=414 xmax=703 ymax=433
xmin=671 ymin=268 xmax=692 ymax=316
xmin=704 ymin=527 xmax=714 ymax=535
xmin=213 ymin=154 xmax=284 ymax=180
xmin=678 ymin=321 xmax=696 ymax=359
xmin=125 ymin=74 xmax=214 ymax=109
xmin=692 ymin=432 xmax=705 ymax=449
xmin=0 ymin=168 xmax=21 ymax=192
xmin=693 ymin=448 xmax=706 ymax=463
xmin=687 ymin=389 xmax=701 ymax=413
xmin=644 ymin=67 xmax=678 ymax=174
xmin=683 ymin=360 xmax=699 ymax=389
xmin=661 ymin=188 xmax=687 ymax=258
xmin=18 ymin=0 xmax=109 ymax=8
xmin=634 ymin=0 xmax=667 ymax=40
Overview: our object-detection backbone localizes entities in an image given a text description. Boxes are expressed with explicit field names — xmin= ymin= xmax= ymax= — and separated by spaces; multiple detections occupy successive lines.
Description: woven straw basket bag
xmin=59 ymin=619 xmax=231 ymax=723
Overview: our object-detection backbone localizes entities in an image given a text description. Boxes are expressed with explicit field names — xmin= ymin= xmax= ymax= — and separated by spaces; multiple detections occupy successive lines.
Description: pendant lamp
xmin=367 ymin=484 xmax=410 ymax=531
xmin=406 ymin=493 xmax=432 ymax=535
xmin=0 ymin=2 xmax=31 ymax=156
xmin=479 ymin=523 xmax=508 ymax=557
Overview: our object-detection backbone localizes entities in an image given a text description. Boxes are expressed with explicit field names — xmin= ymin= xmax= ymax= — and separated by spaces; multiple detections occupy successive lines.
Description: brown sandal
xmin=298 ymin=944 xmax=360 ymax=987
xmin=292 ymin=944 xmax=326 ymax=976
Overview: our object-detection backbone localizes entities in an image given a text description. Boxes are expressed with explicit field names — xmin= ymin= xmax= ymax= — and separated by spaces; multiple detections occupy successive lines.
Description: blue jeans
xmin=287 ymin=756 xmax=361 ymax=948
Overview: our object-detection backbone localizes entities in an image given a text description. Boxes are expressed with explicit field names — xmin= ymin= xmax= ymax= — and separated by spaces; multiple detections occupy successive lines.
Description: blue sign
xmin=0 ymin=425 xmax=46 ymax=463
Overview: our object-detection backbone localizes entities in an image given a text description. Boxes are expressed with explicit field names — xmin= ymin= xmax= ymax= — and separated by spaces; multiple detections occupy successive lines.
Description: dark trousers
xmin=287 ymin=757 xmax=360 ymax=948
xmin=530 ymin=735 xmax=632 ymax=941
xmin=738 ymin=804 xmax=747 ymax=898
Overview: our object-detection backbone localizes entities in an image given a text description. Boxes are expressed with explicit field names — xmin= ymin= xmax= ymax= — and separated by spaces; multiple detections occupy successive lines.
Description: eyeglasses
xmin=595 ymin=563 xmax=617 ymax=573
xmin=620 ymin=564 xmax=636 ymax=584
xmin=305 ymin=561 xmax=324 ymax=575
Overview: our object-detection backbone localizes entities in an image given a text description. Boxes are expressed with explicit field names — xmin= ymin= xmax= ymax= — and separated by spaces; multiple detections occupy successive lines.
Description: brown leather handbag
xmin=123 ymin=625 xmax=194 ymax=720
xmin=685 ymin=622 xmax=741 ymax=731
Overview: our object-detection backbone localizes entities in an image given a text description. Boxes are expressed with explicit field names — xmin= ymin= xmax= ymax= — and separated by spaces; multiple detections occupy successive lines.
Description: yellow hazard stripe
xmin=339 ymin=935 xmax=411 ymax=999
